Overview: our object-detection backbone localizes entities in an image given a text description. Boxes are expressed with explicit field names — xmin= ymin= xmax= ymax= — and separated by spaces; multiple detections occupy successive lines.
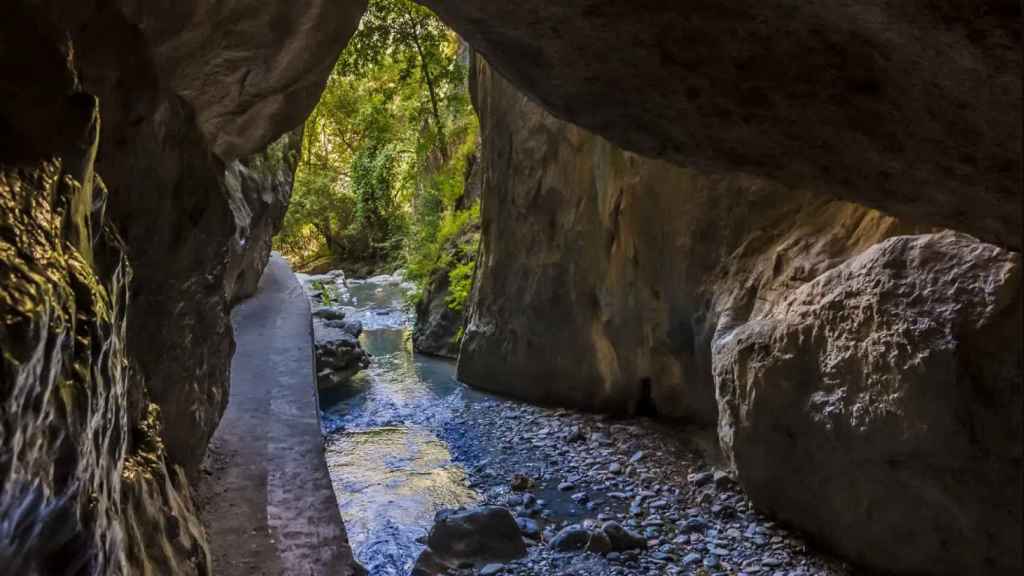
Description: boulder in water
xmin=423 ymin=506 xmax=527 ymax=567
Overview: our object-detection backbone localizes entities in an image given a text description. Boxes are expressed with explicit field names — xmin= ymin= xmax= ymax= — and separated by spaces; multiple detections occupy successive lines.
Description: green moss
xmin=445 ymin=257 xmax=475 ymax=313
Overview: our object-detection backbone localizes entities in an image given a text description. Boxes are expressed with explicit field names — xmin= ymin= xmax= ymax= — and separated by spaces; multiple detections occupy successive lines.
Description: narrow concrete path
xmin=197 ymin=255 xmax=362 ymax=576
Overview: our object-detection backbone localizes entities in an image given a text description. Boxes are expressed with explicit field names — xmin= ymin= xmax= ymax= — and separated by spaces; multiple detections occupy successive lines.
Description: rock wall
xmin=461 ymin=56 xmax=1022 ymax=574
xmin=224 ymin=130 xmax=303 ymax=303
xmin=422 ymin=0 xmax=1022 ymax=250
xmin=0 ymin=14 xmax=207 ymax=573
xmin=2 ymin=1 xmax=364 ymax=573
xmin=412 ymin=154 xmax=482 ymax=359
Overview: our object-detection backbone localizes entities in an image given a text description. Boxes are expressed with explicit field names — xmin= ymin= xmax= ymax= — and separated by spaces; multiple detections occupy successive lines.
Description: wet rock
xmin=314 ymin=307 xmax=347 ymax=321
xmin=515 ymin=517 xmax=542 ymax=540
xmin=552 ymin=522 xmax=606 ymax=553
xmin=426 ymin=506 xmax=527 ymax=564
xmin=315 ymin=337 xmax=370 ymax=387
xmin=325 ymin=319 xmax=364 ymax=338
xmin=601 ymin=522 xmax=646 ymax=552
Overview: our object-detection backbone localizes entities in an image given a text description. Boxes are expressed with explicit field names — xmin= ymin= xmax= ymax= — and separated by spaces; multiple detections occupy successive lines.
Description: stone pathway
xmin=195 ymin=255 xmax=363 ymax=576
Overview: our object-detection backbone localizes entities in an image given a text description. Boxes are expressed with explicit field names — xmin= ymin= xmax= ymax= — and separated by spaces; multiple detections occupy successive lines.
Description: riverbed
xmin=298 ymin=270 xmax=853 ymax=576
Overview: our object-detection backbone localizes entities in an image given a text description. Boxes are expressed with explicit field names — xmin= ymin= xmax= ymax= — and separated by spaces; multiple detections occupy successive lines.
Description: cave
xmin=1 ymin=1 xmax=1020 ymax=575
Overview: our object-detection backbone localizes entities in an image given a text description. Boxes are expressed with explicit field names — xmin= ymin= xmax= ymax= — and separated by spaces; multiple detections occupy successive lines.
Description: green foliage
xmin=274 ymin=0 xmax=478 ymax=276
xmin=310 ymin=280 xmax=338 ymax=306
xmin=445 ymin=258 xmax=475 ymax=313
xmin=403 ymin=118 xmax=480 ymax=304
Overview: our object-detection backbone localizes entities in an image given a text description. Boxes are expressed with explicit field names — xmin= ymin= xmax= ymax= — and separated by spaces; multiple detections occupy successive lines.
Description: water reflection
xmin=314 ymin=272 xmax=483 ymax=576
xmin=324 ymin=427 xmax=478 ymax=575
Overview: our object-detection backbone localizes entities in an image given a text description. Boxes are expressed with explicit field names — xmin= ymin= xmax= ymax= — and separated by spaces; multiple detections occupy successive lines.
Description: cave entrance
xmin=267 ymin=2 xmax=487 ymax=573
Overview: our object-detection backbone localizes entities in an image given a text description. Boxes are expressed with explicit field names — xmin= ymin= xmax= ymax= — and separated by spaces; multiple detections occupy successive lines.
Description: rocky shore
xmin=419 ymin=397 xmax=853 ymax=576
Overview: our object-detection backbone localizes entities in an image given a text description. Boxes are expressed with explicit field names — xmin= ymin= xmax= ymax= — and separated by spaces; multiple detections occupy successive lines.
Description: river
xmin=297 ymin=270 xmax=850 ymax=576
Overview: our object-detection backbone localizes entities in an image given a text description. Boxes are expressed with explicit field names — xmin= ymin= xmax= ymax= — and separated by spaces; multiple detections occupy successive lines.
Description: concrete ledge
xmin=198 ymin=255 xmax=362 ymax=576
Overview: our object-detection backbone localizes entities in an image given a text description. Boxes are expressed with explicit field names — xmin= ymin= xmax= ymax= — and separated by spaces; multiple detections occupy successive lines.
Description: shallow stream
xmin=300 ymin=271 xmax=584 ymax=575
xmin=297 ymin=271 xmax=849 ymax=576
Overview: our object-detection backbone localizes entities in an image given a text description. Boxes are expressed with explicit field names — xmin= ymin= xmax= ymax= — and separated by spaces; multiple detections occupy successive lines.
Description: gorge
xmin=1 ymin=1 xmax=1020 ymax=576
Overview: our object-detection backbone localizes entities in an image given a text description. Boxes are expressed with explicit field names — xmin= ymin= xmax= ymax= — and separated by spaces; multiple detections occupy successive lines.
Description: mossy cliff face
xmin=0 ymin=26 xmax=207 ymax=574
xmin=2 ymin=2 xmax=364 ymax=573
xmin=461 ymin=56 xmax=1021 ymax=575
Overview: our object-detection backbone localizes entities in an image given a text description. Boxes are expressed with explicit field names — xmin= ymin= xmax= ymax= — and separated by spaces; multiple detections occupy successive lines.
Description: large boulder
xmin=713 ymin=232 xmax=1022 ymax=575
xmin=314 ymin=311 xmax=369 ymax=387
xmin=424 ymin=506 xmax=528 ymax=565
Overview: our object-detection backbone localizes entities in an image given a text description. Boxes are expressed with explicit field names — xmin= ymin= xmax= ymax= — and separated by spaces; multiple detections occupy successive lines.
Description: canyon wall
xmin=2 ymin=1 xmax=364 ymax=573
xmin=0 ymin=16 xmax=207 ymax=572
xmin=413 ymin=153 xmax=482 ymax=358
xmin=460 ymin=56 xmax=1022 ymax=574
xmin=2 ymin=0 xmax=1020 ymax=574
xmin=422 ymin=0 xmax=1022 ymax=250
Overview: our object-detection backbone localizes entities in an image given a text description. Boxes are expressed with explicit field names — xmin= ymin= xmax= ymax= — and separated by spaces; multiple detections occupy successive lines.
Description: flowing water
xmin=301 ymin=271 xmax=485 ymax=575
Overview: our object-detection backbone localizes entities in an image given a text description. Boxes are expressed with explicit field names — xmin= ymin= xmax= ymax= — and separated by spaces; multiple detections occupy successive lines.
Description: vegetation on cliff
xmin=274 ymin=0 xmax=480 ymax=296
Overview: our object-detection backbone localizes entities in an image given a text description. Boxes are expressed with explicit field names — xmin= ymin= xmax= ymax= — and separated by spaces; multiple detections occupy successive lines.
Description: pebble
xmin=432 ymin=387 xmax=855 ymax=576
xmin=683 ymin=552 xmax=702 ymax=566
xmin=689 ymin=471 xmax=714 ymax=486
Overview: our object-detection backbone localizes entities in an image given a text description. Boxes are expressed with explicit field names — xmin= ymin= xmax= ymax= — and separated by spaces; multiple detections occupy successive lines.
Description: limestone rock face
xmin=462 ymin=57 xmax=1022 ymax=573
xmin=143 ymin=0 xmax=366 ymax=160
xmin=460 ymin=56 xmax=918 ymax=423
xmin=412 ymin=147 xmax=481 ymax=359
xmin=412 ymin=268 xmax=465 ymax=359
xmin=6 ymin=0 xmax=365 ymax=482
xmin=2 ymin=1 xmax=366 ymax=573
xmin=423 ymin=0 xmax=1022 ymax=249
xmin=713 ymin=232 xmax=1022 ymax=575
xmin=224 ymin=130 xmax=302 ymax=303
xmin=0 ymin=18 xmax=207 ymax=573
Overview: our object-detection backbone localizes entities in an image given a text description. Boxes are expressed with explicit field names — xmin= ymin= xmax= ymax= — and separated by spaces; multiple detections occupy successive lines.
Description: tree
xmin=274 ymin=0 xmax=478 ymax=276
xmin=341 ymin=0 xmax=464 ymax=162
